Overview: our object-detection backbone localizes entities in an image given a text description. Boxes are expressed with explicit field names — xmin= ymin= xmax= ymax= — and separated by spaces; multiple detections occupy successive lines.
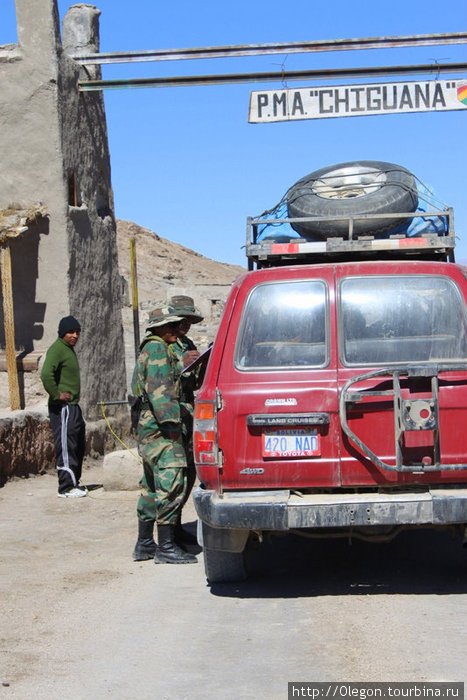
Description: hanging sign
xmin=248 ymin=80 xmax=467 ymax=123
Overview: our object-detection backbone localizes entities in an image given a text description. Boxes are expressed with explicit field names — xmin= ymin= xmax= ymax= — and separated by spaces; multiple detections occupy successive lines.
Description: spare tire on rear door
xmin=286 ymin=160 xmax=418 ymax=239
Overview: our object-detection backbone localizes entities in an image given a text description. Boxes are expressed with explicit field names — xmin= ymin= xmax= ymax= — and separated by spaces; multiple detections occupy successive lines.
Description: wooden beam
xmin=1 ymin=245 xmax=20 ymax=410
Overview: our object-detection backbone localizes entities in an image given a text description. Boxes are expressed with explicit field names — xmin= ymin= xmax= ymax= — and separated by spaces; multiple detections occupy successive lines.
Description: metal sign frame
xmin=74 ymin=32 xmax=467 ymax=92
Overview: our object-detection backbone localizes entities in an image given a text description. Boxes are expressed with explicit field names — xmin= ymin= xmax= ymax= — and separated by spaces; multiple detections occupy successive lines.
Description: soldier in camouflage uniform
xmin=131 ymin=306 xmax=197 ymax=564
xmin=169 ymin=295 xmax=204 ymax=546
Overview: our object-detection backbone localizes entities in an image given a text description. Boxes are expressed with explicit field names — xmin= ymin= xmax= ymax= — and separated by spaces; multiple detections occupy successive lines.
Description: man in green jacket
xmin=40 ymin=315 xmax=86 ymax=498
xmin=131 ymin=306 xmax=197 ymax=565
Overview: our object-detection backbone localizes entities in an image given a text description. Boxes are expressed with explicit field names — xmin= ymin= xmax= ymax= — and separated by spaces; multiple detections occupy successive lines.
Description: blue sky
xmin=2 ymin=0 xmax=467 ymax=266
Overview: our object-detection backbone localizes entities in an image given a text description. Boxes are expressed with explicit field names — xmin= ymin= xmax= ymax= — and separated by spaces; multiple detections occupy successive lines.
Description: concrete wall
xmin=0 ymin=1 xmax=66 ymax=353
xmin=0 ymin=1 xmax=126 ymax=418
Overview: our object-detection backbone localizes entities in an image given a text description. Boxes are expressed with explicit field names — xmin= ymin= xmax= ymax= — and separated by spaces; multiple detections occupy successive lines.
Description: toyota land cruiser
xmin=192 ymin=161 xmax=467 ymax=583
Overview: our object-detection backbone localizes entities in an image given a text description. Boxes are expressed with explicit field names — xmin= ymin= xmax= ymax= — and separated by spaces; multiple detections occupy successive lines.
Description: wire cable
xmin=99 ymin=401 xmax=142 ymax=463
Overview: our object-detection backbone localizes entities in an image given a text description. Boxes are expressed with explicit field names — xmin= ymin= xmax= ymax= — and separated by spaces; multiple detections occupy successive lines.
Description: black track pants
xmin=49 ymin=404 xmax=86 ymax=493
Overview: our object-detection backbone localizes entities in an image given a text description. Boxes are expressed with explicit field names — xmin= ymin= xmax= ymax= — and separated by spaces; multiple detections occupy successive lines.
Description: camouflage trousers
xmin=136 ymin=431 xmax=188 ymax=525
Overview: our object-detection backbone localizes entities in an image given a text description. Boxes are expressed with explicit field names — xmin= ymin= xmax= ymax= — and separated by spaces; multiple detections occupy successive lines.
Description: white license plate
xmin=262 ymin=427 xmax=321 ymax=458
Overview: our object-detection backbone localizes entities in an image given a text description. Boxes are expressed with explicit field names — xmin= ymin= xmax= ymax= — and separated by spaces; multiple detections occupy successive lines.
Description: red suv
xmin=192 ymin=162 xmax=467 ymax=583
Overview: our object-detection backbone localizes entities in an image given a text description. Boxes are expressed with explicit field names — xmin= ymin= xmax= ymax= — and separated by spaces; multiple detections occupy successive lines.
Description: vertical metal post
xmin=129 ymin=237 xmax=140 ymax=360
xmin=1 ymin=245 xmax=21 ymax=410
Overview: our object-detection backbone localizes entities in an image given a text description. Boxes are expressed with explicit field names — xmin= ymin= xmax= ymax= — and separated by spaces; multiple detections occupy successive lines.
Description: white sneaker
xmin=57 ymin=487 xmax=87 ymax=498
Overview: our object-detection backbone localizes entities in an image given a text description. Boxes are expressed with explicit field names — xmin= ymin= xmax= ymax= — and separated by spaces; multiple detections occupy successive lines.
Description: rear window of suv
xmin=340 ymin=275 xmax=467 ymax=366
xmin=235 ymin=280 xmax=328 ymax=370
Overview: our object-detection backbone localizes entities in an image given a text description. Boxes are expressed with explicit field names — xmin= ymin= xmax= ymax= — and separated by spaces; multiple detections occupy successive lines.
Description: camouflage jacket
xmin=131 ymin=334 xmax=181 ymax=433
xmin=172 ymin=335 xmax=201 ymax=411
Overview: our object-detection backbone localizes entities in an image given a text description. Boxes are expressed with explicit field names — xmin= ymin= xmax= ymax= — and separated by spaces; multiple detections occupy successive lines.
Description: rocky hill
xmin=117 ymin=219 xmax=246 ymax=381
xmin=117 ymin=219 xmax=245 ymax=302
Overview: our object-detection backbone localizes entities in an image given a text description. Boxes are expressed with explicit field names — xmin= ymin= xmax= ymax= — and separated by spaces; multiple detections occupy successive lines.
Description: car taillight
xmin=194 ymin=400 xmax=219 ymax=466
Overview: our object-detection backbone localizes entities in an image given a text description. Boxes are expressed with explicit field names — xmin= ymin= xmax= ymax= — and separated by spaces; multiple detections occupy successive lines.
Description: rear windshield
xmin=235 ymin=280 xmax=328 ymax=370
xmin=340 ymin=275 xmax=467 ymax=366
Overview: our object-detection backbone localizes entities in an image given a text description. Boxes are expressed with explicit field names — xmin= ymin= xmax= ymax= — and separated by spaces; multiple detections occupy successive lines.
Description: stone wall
xmin=0 ymin=407 xmax=131 ymax=486
xmin=0 ymin=409 xmax=55 ymax=485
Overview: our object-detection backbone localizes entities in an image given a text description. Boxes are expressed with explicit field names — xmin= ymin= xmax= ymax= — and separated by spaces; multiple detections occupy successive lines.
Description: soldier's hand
xmin=59 ymin=392 xmax=71 ymax=402
xmin=183 ymin=350 xmax=200 ymax=367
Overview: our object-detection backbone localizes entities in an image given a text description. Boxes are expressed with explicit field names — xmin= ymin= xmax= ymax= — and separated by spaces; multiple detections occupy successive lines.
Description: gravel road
xmin=1 ymin=459 xmax=466 ymax=699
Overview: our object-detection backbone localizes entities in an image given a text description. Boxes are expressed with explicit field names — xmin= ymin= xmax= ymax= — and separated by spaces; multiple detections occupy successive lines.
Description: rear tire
xmin=203 ymin=547 xmax=247 ymax=583
xmin=286 ymin=160 xmax=418 ymax=239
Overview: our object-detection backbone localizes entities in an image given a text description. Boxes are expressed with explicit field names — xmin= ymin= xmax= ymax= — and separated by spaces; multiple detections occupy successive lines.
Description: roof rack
xmin=246 ymin=208 xmax=456 ymax=269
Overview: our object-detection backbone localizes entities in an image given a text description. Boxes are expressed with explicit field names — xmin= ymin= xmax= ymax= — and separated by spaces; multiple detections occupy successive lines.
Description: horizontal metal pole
xmin=71 ymin=32 xmax=467 ymax=65
xmin=79 ymin=62 xmax=467 ymax=91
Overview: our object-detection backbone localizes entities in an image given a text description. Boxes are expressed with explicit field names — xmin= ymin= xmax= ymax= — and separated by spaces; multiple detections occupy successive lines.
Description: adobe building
xmin=0 ymin=1 xmax=126 ymax=418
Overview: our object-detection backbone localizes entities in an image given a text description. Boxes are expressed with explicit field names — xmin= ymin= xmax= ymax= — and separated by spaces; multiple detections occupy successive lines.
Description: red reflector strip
xmin=270 ymin=243 xmax=300 ymax=254
xmin=270 ymin=241 xmax=327 ymax=254
xmin=371 ymin=237 xmax=429 ymax=250
xmin=398 ymin=237 xmax=428 ymax=247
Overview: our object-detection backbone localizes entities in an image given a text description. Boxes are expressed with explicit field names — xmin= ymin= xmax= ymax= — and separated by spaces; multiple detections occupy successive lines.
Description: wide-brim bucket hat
xmin=169 ymin=295 xmax=204 ymax=324
xmin=146 ymin=305 xmax=183 ymax=330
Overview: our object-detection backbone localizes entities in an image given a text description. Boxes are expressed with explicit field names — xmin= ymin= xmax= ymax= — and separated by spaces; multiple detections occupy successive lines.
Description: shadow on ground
xmin=209 ymin=528 xmax=467 ymax=598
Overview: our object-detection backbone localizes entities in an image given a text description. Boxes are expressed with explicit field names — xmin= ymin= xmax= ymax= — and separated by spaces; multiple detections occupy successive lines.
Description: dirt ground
xmin=1 ymin=458 xmax=467 ymax=699
xmin=0 ymin=456 xmax=200 ymax=696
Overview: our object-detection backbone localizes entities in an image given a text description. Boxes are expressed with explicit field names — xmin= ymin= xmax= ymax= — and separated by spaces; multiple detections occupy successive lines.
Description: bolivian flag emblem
xmin=457 ymin=85 xmax=467 ymax=105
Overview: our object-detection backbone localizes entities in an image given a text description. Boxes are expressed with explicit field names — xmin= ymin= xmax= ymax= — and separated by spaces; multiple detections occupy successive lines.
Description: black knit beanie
xmin=58 ymin=315 xmax=81 ymax=337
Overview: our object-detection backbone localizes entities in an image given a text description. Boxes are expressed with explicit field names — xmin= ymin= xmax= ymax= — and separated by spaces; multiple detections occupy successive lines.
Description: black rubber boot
xmin=154 ymin=524 xmax=197 ymax=564
xmin=174 ymin=515 xmax=198 ymax=547
xmin=132 ymin=519 xmax=157 ymax=561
